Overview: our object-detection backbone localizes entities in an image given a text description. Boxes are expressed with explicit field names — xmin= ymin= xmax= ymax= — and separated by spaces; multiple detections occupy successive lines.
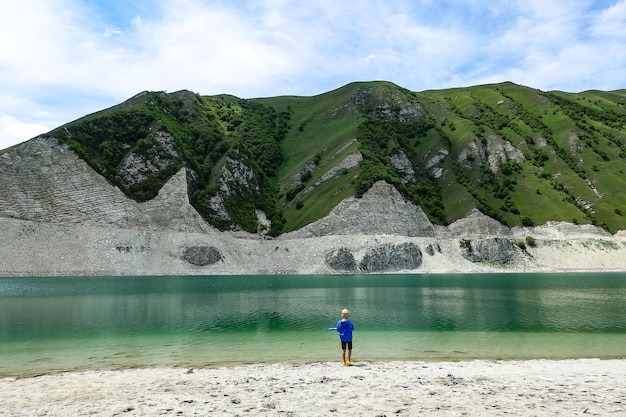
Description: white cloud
xmin=0 ymin=115 xmax=50 ymax=150
xmin=126 ymin=2 xmax=303 ymax=94
xmin=103 ymin=26 xmax=122 ymax=37
xmin=591 ymin=0 xmax=626 ymax=38
xmin=454 ymin=0 xmax=626 ymax=91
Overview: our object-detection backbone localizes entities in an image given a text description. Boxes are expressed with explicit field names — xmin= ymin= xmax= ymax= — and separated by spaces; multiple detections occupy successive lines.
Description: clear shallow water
xmin=1 ymin=273 xmax=625 ymax=376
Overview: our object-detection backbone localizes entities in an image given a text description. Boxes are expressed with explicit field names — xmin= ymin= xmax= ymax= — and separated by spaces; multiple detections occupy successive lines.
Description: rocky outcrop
xmin=141 ymin=169 xmax=213 ymax=233
xmin=461 ymin=237 xmax=516 ymax=264
xmin=304 ymin=151 xmax=362 ymax=193
xmin=440 ymin=208 xmax=512 ymax=237
xmin=326 ymin=242 xmax=424 ymax=272
xmin=457 ymin=134 xmax=525 ymax=173
xmin=0 ymin=136 xmax=213 ymax=233
xmin=328 ymin=84 xmax=425 ymax=121
xmin=203 ymin=149 xmax=262 ymax=229
xmin=351 ymin=86 xmax=425 ymax=122
xmin=0 ymin=136 xmax=142 ymax=225
xmin=425 ymin=148 xmax=449 ymax=178
xmin=289 ymin=181 xmax=434 ymax=238
xmin=118 ymin=131 xmax=179 ymax=188
xmin=425 ymin=243 xmax=441 ymax=256
xmin=325 ymin=247 xmax=357 ymax=272
xmin=518 ymin=221 xmax=612 ymax=239
xmin=359 ymin=242 xmax=422 ymax=272
xmin=389 ymin=151 xmax=416 ymax=184
xmin=182 ymin=246 xmax=223 ymax=266
xmin=485 ymin=134 xmax=525 ymax=173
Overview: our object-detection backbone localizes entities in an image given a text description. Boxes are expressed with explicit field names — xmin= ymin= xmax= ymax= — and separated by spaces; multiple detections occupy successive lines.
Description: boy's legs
xmin=347 ymin=340 xmax=353 ymax=364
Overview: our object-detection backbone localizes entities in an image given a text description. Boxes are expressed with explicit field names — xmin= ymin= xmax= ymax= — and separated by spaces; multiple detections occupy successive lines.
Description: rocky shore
xmin=2 ymin=215 xmax=626 ymax=277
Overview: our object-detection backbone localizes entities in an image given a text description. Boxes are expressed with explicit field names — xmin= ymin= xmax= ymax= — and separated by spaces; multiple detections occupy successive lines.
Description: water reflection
xmin=1 ymin=273 xmax=625 ymax=375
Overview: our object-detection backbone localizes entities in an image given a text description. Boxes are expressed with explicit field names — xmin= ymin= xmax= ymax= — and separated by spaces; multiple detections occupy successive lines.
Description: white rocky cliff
xmin=1 ymin=137 xmax=626 ymax=276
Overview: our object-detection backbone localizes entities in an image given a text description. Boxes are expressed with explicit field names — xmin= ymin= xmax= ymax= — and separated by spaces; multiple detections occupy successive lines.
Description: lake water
xmin=1 ymin=273 xmax=625 ymax=376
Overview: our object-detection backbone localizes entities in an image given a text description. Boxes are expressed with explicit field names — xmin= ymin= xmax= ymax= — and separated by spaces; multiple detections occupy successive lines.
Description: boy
xmin=336 ymin=308 xmax=355 ymax=365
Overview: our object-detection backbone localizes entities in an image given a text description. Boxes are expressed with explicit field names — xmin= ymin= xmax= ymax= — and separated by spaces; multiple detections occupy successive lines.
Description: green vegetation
xmin=44 ymin=82 xmax=626 ymax=234
xmin=355 ymin=116 xmax=445 ymax=223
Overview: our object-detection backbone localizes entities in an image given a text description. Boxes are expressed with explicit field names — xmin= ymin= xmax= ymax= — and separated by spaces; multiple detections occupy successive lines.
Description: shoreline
xmin=3 ymin=351 xmax=626 ymax=380
xmin=2 ymin=359 xmax=624 ymax=416
xmin=3 ymin=267 xmax=626 ymax=277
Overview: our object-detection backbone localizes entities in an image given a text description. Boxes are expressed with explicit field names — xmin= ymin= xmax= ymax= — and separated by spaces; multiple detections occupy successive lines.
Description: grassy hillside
xmin=413 ymin=83 xmax=626 ymax=232
xmin=44 ymin=82 xmax=626 ymax=234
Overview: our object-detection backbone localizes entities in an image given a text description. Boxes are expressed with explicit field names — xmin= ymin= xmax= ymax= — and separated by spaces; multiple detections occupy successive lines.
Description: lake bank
xmin=2 ymin=359 xmax=624 ymax=416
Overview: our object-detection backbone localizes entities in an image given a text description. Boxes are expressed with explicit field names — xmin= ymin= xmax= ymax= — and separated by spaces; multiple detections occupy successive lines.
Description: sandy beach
xmin=1 ymin=359 xmax=624 ymax=416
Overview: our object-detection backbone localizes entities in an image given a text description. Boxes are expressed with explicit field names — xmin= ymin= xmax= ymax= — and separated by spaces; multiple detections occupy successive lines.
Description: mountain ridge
xmin=1 ymin=80 xmax=626 ymax=275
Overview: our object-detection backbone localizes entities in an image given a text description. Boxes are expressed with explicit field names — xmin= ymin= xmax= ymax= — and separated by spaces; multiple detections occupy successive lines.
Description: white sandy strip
xmin=1 ymin=359 xmax=624 ymax=416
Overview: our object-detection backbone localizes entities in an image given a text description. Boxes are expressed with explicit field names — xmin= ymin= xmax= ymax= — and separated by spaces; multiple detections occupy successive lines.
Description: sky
xmin=1 ymin=0 xmax=625 ymax=150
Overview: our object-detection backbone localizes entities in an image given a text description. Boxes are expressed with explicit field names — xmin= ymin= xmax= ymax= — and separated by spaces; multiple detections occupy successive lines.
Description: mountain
xmin=1 ymin=81 xmax=626 ymax=276
xmin=15 ymin=81 xmax=626 ymax=235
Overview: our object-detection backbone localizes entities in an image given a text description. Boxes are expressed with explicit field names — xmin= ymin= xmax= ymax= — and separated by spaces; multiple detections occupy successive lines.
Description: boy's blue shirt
xmin=336 ymin=319 xmax=354 ymax=342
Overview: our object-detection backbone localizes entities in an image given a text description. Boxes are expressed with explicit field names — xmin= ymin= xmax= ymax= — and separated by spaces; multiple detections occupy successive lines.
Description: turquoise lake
xmin=1 ymin=273 xmax=625 ymax=376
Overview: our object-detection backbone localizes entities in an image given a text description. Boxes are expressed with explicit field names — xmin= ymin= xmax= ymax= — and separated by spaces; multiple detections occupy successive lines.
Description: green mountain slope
xmin=45 ymin=82 xmax=626 ymax=234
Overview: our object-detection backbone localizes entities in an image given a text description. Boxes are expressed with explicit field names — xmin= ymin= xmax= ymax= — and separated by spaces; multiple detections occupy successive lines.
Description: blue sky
xmin=1 ymin=0 xmax=625 ymax=150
